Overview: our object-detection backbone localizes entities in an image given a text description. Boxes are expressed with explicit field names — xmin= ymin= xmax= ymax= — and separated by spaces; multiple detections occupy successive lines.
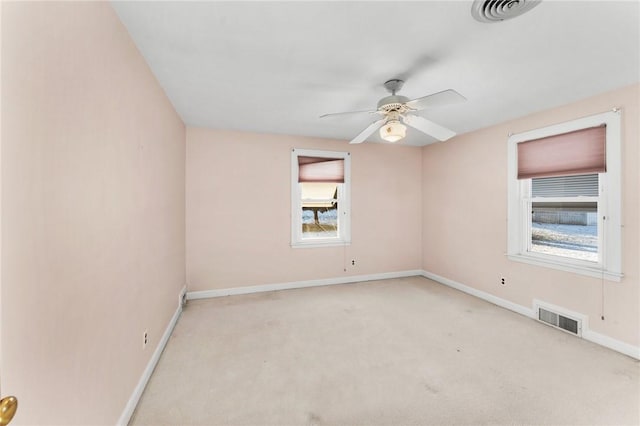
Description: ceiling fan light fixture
xmin=379 ymin=120 xmax=406 ymax=143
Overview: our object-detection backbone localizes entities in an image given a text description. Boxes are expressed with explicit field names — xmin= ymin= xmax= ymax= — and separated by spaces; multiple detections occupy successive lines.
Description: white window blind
xmin=532 ymin=174 xmax=599 ymax=198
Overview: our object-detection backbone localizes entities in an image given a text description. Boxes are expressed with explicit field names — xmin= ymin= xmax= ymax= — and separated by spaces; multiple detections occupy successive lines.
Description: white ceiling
xmin=111 ymin=1 xmax=639 ymax=146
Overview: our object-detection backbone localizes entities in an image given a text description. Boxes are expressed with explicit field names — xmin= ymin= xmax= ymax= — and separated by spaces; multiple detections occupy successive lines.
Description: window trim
xmin=291 ymin=148 xmax=351 ymax=248
xmin=507 ymin=110 xmax=622 ymax=281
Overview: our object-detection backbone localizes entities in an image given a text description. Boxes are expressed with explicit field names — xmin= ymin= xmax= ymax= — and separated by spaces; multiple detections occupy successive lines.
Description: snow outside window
xmin=291 ymin=149 xmax=351 ymax=248
xmin=507 ymin=110 xmax=622 ymax=281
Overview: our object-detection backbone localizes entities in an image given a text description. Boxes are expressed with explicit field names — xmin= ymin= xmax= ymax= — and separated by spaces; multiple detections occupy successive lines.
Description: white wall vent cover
xmin=471 ymin=0 xmax=542 ymax=23
xmin=534 ymin=300 xmax=584 ymax=337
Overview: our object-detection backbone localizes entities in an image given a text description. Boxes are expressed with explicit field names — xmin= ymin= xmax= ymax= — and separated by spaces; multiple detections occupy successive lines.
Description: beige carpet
xmin=131 ymin=276 xmax=639 ymax=425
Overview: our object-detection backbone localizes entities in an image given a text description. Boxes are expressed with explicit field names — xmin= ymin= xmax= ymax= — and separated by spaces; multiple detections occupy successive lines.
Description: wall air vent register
xmin=535 ymin=301 xmax=583 ymax=336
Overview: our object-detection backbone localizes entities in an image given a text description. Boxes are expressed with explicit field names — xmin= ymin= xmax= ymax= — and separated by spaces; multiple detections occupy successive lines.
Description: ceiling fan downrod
xmin=383 ymin=79 xmax=405 ymax=95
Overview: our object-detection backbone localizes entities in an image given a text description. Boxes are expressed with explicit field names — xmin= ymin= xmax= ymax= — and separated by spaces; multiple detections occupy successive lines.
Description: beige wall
xmin=422 ymin=84 xmax=639 ymax=347
xmin=186 ymin=128 xmax=422 ymax=291
xmin=1 ymin=2 xmax=185 ymax=424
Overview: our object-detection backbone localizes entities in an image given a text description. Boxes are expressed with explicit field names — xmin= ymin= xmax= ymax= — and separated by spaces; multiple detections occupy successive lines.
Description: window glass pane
xmin=301 ymin=182 xmax=338 ymax=239
xmin=301 ymin=208 xmax=338 ymax=239
xmin=531 ymin=201 xmax=597 ymax=262
xmin=301 ymin=182 xmax=337 ymax=200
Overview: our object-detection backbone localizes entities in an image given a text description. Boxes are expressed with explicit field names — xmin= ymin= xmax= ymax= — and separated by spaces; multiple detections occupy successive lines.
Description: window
xmin=530 ymin=174 xmax=599 ymax=262
xmin=507 ymin=110 xmax=622 ymax=280
xmin=291 ymin=149 xmax=351 ymax=247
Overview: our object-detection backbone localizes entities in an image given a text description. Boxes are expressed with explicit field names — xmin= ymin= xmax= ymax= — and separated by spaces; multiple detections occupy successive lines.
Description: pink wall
xmin=422 ymin=84 xmax=639 ymax=347
xmin=1 ymin=2 xmax=185 ymax=424
xmin=186 ymin=128 xmax=422 ymax=291
xmin=1 ymin=3 xmax=636 ymax=423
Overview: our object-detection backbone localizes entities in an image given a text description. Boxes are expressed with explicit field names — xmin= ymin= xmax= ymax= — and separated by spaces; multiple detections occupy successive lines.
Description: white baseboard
xmin=186 ymin=270 xmax=423 ymax=300
xmin=582 ymin=328 xmax=640 ymax=360
xmin=421 ymin=270 xmax=640 ymax=360
xmin=421 ymin=270 xmax=536 ymax=318
xmin=117 ymin=289 xmax=184 ymax=426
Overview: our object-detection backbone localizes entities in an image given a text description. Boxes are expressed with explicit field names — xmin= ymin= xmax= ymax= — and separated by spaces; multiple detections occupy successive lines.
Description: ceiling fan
xmin=320 ymin=79 xmax=466 ymax=144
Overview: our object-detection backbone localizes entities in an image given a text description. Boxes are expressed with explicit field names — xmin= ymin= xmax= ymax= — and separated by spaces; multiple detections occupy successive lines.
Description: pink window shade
xmin=517 ymin=125 xmax=606 ymax=180
xmin=298 ymin=156 xmax=344 ymax=183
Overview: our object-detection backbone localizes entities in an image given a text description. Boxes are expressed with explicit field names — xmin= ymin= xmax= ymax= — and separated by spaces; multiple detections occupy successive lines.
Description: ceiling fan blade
xmin=405 ymin=89 xmax=466 ymax=111
xmin=402 ymin=114 xmax=456 ymax=142
xmin=320 ymin=109 xmax=379 ymax=119
xmin=350 ymin=118 xmax=386 ymax=144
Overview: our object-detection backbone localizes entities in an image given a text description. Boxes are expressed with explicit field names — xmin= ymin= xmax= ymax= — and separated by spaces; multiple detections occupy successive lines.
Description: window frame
xmin=507 ymin=110 xmax=622 ymax=281
xmin=291 ymin=148 xmax=351 ymax=248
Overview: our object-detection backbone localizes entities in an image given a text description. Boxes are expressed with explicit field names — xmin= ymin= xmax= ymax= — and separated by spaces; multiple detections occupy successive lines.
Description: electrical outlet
xmin=351 ymin=259 xmax=356 ymax=266
xmin=143 ymin=330 xmax=148 ymax=349
xmin=500 ymin=277 xmax=506 ymax=285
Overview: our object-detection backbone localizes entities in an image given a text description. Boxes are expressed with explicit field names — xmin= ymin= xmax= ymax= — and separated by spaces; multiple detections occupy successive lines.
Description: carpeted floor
xmin=131 ymin=276 xmax=639 ymax=425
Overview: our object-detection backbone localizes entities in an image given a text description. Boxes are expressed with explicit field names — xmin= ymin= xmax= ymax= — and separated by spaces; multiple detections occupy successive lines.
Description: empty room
xmin=1 ymin=1 xmax=639 ymax=425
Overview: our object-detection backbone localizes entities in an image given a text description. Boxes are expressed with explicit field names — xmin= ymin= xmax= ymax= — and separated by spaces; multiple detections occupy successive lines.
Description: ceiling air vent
xmin=471 ymin=0 xmax=542 ymax=23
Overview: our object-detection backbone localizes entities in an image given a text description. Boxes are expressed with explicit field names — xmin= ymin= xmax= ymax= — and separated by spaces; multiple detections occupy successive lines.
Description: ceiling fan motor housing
xmin=377 ymin=95 xmax=410 ymax=112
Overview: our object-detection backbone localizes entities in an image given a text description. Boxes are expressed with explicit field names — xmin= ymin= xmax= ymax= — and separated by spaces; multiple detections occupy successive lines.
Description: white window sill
xmin=291 ymin=240 xmax=351 ymax=249
xmin=507 ymin=253 xmax=622 ymax=282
